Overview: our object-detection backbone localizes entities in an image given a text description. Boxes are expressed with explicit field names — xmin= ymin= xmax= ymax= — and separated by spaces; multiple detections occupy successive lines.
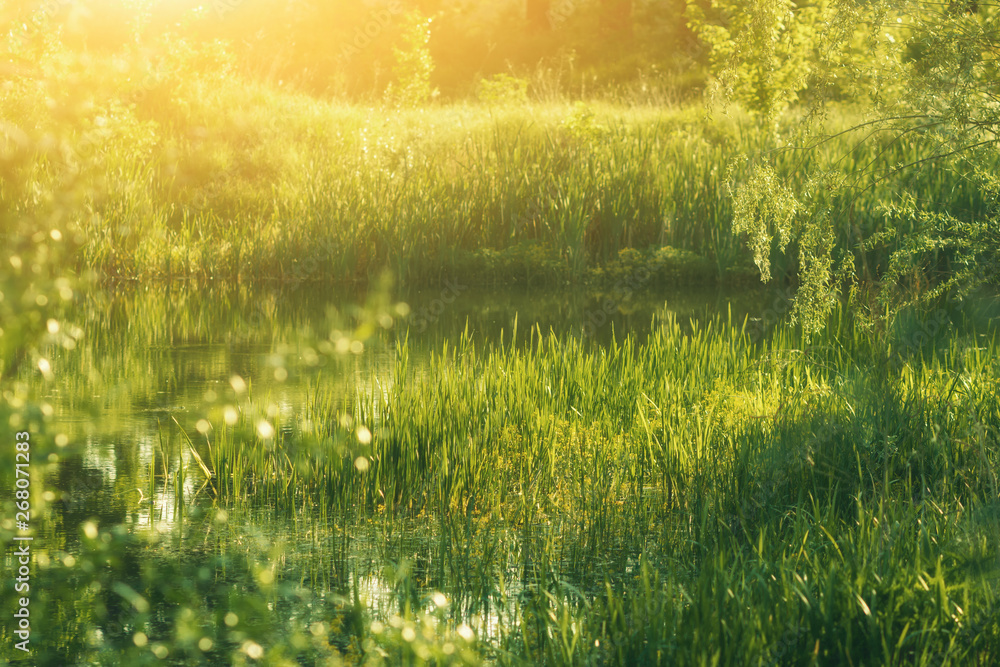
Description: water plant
xmin=172 ymin=305 xmax=1000 ymax=665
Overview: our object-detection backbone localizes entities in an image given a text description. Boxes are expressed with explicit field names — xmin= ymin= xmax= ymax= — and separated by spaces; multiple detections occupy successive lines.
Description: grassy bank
xmin=118 ymin=310 xmax=1000 ymax=663
xmin=2 ymin=48 xmax=994 ymax=288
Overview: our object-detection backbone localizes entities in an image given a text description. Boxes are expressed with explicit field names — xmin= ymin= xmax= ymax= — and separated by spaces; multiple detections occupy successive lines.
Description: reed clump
xmin=3 ymin=47 xmax=994 ymax=288
xmin=198 ymin=310 xmax=1000 ymax=665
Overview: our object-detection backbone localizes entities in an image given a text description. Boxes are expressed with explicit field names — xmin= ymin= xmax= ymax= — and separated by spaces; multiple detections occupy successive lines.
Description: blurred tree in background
xmin=2 ymin=0 xmax=704 ymax=100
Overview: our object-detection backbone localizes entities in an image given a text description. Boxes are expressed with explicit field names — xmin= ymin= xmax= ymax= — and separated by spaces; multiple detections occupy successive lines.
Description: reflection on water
xmin=37 ymin=281 xmax=770 ymax=649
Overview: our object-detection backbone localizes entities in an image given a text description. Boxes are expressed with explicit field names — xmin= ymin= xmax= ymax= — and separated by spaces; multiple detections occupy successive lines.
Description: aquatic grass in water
xmin=182 ymin=309 xmax=1000 ymax=664
xmin=3 ymin=282 xmax=999 ymax=663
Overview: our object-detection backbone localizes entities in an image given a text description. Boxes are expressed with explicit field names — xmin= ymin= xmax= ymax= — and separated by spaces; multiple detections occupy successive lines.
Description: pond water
xmin=32 ymin=281 xmax=779 ymax=658
xmin=51 ymin=280 xmax=774 ymax=455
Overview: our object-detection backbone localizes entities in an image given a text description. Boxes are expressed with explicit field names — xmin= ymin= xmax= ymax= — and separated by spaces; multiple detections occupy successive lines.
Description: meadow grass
xmin=194 ymin=308 xmax=1000 ymax=665
xmin=3 ymin=44 xmax=999 ymax=666
xmin=2 ymin=51 xmax=994 ymax=288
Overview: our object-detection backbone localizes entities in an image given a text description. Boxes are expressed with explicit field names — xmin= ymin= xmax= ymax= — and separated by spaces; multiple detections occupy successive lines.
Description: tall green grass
xmin=195 ymin=309 xmax=1000 ymax=664
xmin=2 ymin=47 xmax=995 ymax=287
xmin=4 ymin=39 xmax=999 ymax=666
xmin=4 ymin=275 xmax=997 ymax=663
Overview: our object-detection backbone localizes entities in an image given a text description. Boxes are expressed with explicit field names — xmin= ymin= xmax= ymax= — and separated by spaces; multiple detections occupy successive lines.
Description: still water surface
xmin=40 ymin=282 xmax=771 ymax=649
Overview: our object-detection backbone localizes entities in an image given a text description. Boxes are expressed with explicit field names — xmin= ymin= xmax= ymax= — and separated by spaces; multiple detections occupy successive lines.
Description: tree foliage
xmin=386 ymin=10 xmax=437 ymax=107
xmin=709 ymin=0 xmax=1000 ymax=333
xmin=686 ymin=0 xmax=838 ymax=119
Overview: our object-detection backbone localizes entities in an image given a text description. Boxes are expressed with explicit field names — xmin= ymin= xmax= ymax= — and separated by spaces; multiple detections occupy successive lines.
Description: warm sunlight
xmin=2 ymin=0 xmax=999 ymax=664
